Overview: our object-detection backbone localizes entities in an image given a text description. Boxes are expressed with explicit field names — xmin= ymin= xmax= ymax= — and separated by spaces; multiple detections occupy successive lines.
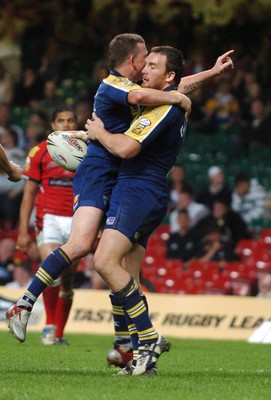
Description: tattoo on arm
xmin=183 ymin=81 xmax=204 ymax=93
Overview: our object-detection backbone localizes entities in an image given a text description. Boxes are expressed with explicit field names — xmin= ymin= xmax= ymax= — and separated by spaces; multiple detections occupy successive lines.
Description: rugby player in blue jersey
xmin=6 ymin=34 xmax=233 ymax=368
xmin=84 ymin=45 xmax=229 ymax=375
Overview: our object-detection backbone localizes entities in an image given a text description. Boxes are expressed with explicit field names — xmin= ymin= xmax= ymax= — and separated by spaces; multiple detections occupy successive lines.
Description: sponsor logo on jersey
xmin=131 ymin=118 xmax=151 ymax=135
xmin=106 ymin=216 xmax=116 ymax=225
xmin=73 ymin=194 xmax=79 ymax=212
xmin=121 ymin=81 xmax=134 ymax=87
xmin=134 ymin=232 xmax=141 ymax=240
xmin=49 ymin=178 xmax=73 ymax=187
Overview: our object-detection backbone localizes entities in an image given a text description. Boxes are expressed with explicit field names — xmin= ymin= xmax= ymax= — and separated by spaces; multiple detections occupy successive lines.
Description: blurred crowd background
xmin=1 ymin=0 xmax=271 ymax=295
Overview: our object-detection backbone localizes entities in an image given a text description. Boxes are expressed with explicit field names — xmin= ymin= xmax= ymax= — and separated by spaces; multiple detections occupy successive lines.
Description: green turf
xmin=1 ymin=331 xmax=271 ymax=400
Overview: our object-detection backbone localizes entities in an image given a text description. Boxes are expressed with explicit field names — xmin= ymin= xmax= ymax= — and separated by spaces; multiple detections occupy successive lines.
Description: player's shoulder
xmin=27 ymin=140 xmax=47 ymax=159
xmin=104 ymin=74 xmax=141 ymax=92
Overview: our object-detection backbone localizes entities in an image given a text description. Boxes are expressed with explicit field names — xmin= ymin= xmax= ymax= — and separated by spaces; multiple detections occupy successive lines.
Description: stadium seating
xmin=140 ymin=225 xmax=271 ymax=295
xmin=2 ymin=223 xmax=271 ymax=296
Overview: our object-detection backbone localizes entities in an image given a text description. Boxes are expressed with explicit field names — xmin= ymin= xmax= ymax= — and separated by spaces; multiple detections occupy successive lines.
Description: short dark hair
xmin=234 ymin=172 xmax=250 ymax=186
xmin=180 ymin=182 xmax=195 ymax=198
xmin=150 ymin=46 xmax=185 ymax=85
xmin=108 ymin=33 xmax=145 ymax=69
xmin=178 ymin=208 xmax=189 ymax=217
xmin=51 ymin=107 xmax=77 ymax=123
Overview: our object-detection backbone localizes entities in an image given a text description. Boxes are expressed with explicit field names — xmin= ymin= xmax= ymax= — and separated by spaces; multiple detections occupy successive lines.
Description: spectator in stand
xmin=88 ymin=60 xmax=109 ymax=101
xmin=0 ymin=62 xmax=13 ymax=104
xmin=0 ymin=238 xmax=16 ymax=285
xmin=0 ymin=103 xmax=25 ymax=150
xmin=197 ymin=165 xmax=232 ymax=211
xmin=166 ymin=209 xmax=201 ymax=262
xmin=197 ymin=197 xmax=253 ymax=248
xmin=239 ymin=97 xmax=271 ymax=155
xmin=257 ymin=271 xmax=271 ymax=298
xmin=167 ymin=163 xmax=189 ymax=212
xmin=188 ymin=86 xmax=217 ymax=134
xmin=203 ymin=77 xmax=240 ymax=132
xmin=39 ymin=40 xmax=64 ymax=84
xmin=74 ymin=101 xmax=91 ymax=131
xmin=169 ymin=183 xmax=210 ymax=233
xmin=243 ymin=81 xmax=264 ymax=109
xmin=0 ymin=2 xmax=26 ymax=83
xmin=34 ymin=80 xmax=64 ymax=119
xmin=53 ymin=5 xmax=85 ymax=63
xmin=231 ymin=172 xmax=266 ymax=225
xmin=24 ymin=110 xmax=50 ymax=152
xmin=5 ymin=261 xmax=33 ymax=289
xmin=195 ymin=224 xmax=237 ymax=262
xmin=13 ymin=67 xmax=44 ymax=108
xmin=202 ymin=0 xmax=235 ymax=46
xmin=232 ymin=1 xmax=271 ymax=45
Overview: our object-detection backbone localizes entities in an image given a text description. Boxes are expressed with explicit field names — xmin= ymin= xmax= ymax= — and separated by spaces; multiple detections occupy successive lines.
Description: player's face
xmin=132 ymin=42 xmax=148 ymax=82
xmin=51 ymin=111 xmax=77 ymax=131
xmin=141 ymin=52 xmax=169 ymax=90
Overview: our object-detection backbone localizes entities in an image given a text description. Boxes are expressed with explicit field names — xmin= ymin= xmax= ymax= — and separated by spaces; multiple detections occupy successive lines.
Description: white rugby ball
xmin=47 ymin=130 xmax=87 ymax=172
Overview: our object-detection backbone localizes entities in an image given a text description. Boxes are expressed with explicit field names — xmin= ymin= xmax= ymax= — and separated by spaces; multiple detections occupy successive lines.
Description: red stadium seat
xmin=154 ymin=225 xmax=170 ymax=235
xmin=235 ymin=239 xmax=261 ymax=263
xmin=259 ymin=229 xmax=271 ymax=248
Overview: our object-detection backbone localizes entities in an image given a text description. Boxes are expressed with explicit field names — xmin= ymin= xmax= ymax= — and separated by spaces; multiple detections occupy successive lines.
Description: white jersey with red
xmin=23 ymin=140 xmax=74 ymax=231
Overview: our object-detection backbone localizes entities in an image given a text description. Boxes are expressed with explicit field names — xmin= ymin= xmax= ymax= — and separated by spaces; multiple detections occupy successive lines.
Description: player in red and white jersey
xmin=16 ymin=107 xmax=79 ymax=345
xmin=24 ymin=139 xmax=74 ymax=231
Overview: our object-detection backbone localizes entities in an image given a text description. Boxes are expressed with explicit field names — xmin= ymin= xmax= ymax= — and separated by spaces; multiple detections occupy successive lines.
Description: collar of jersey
xmin=110 ymin=70 xmax=123 ymax=77
xmin=164 ymin=85 xmax=178 ymax=91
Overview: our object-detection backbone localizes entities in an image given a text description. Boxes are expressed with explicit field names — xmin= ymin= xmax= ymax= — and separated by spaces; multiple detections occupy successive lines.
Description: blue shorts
xmin=105 ymin=178 xmax=168 ymax=248
xmin=73 ymin=155 xmax=120 ymax=212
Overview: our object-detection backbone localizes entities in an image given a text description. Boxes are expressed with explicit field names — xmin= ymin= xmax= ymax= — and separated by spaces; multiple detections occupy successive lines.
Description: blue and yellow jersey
xmin=119 ymin=86 xmax=187 ymax=185
xmin=87 ymin=70 xmax=141 ymax=160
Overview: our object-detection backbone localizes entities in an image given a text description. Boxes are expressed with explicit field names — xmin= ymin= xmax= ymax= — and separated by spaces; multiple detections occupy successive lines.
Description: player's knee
xmin=64 ymin=241 xmax=91 ymax=260
xmin=93 ymin=251 xmax=109 ymax=275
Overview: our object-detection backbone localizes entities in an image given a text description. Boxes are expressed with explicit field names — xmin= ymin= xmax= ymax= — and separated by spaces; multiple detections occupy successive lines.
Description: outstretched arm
xmin=0 ymin=144 xmax=22 ymax=181
xmin=179 ymin=50 xmax=234 ymax=94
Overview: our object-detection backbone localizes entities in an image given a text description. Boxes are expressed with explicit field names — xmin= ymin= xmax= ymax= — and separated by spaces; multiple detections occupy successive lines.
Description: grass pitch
xmin=1 ymin=331 xmax=271 ymax=400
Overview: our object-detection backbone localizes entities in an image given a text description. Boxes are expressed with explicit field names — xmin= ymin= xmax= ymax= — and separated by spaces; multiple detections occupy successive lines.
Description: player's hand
xmin=178 ymin=93 xmax=192 ymax=120
xmin=212 ymin=50 xmax=234 ymax=75
xmin=7 ymin=161 xmax=23 ymax=182
xmin=85 ymin=113 xmax=105 ymax=140
xmin=71 ymin=130 xmax=89 ymax=142
xmin=16 ymin=232 xmax=32 ymax=254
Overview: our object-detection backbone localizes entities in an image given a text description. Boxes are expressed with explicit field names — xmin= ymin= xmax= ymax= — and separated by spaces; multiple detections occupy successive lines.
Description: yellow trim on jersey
xmin=104 ymin=74 xmax=141 ymax=93
xmin=124 ymin=104 xmax=172 ymax=142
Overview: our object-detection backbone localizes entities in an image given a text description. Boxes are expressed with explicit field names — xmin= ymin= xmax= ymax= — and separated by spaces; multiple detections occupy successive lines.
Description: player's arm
xmin=179 ymin=50 xmax=234 ymax=94
xmin=0 ymin=144 xmax=22 ymax=181
xmin=85 ymin=115 xmax=140 ymax=159
xmin=128 ymin=89 xmax=191 ymax=120
xmin=17 ymin=180 xmax=39 ymax=253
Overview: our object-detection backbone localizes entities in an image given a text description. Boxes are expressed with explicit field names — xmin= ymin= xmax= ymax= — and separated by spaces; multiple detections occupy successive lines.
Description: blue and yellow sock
xmin=113 ymin=278 xmax=158 ymax=347
xmin=18 ymin=248 xmax=72 ymax=309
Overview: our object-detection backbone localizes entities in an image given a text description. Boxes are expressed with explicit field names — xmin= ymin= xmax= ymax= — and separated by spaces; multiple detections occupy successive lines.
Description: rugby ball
xmin=47 ymin=130 xmax=87 ymax=172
